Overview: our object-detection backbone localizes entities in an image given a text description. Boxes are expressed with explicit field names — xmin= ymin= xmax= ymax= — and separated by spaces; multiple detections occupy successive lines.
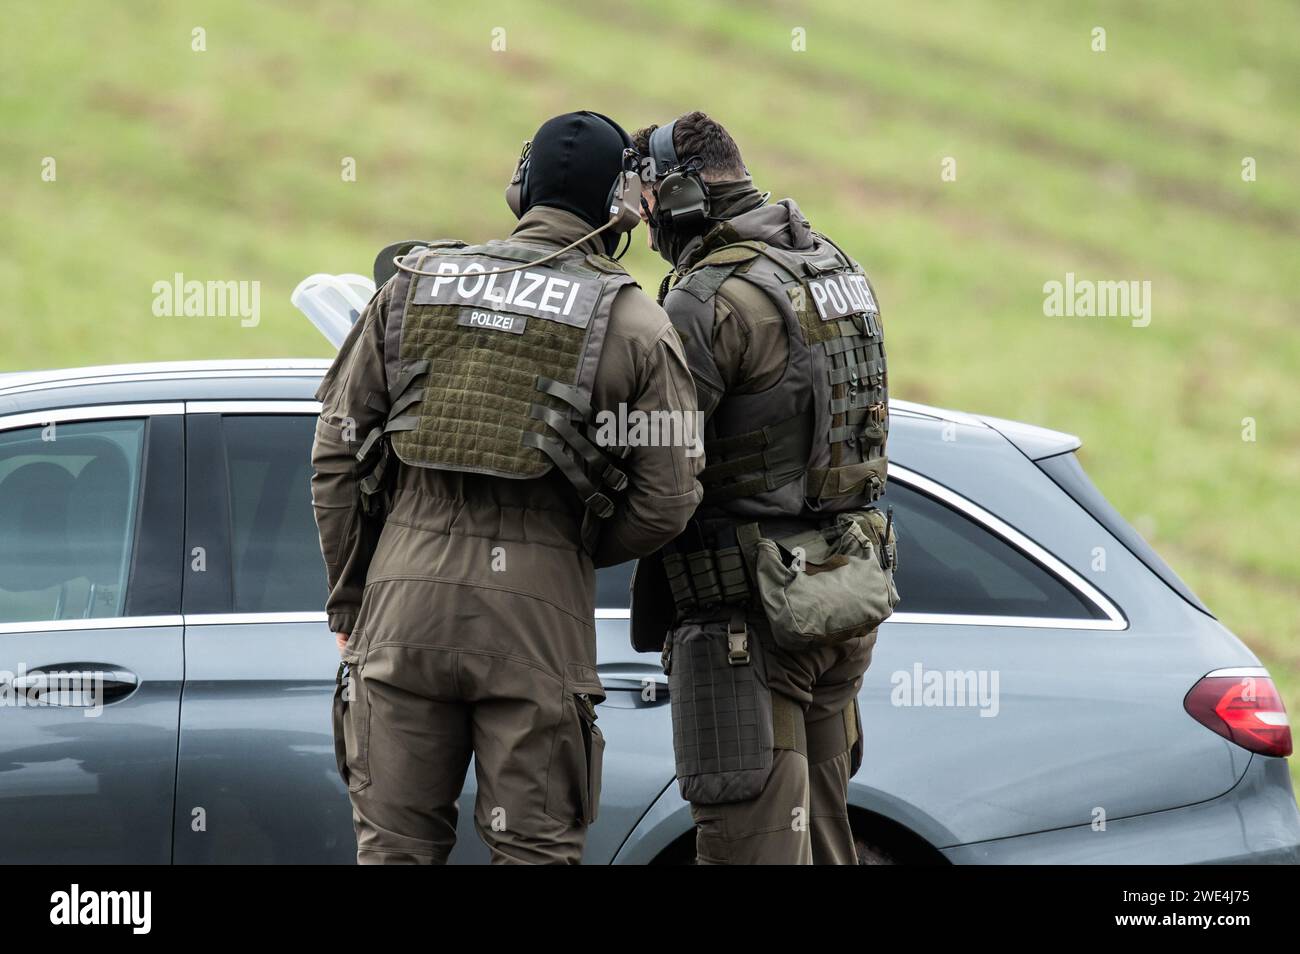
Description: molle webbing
xmin=673 ymin=236 xmax=890 ymax=513
xmin=369 ymin=240 xmax=636 ymax=517
xmin=698 ymin=413 xmax=810 ymax=505
xmin=820 ymin=313 xmax=887 ymax=454
xmin=712 ymin=238 xmax=888 ymax=505
xmin=755 ymin=241 xmax=888 ymax=466
xmin=662 ymin=523 xmax=751 ymax=615
xmin=392 ymin=294 xmax=587 ymax=476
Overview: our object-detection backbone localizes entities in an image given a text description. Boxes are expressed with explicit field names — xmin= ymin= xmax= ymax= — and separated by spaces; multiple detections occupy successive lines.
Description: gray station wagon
xmin=0 ymin=359 xmax=1295 ymax=864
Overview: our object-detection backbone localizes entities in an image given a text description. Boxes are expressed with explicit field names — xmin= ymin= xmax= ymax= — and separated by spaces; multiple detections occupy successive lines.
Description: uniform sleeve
xmin=711 ymin=279 xmax=789 ymax=400
xmin=593 ymin=319 xmax=704 ymax=568
xmin=310 ymin=282 xmax=393 ymax=634
xmin=663 ymin=289 xmax=726 ymax=421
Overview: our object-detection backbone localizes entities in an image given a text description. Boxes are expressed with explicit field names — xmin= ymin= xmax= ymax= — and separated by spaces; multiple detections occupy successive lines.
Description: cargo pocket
xmin=667 ymin=617 xmax=775 ymax=805
xmin=331 ymin=648 xmax=371 ymax=793
xmin=577 ymin=693 xmax=604 ymax=825
xmin=848 ymin=698 xmax=864 ymax=778
xmin=314 ymin=501 xmax=359 ymax=576
xmin=545 ymin=681 xmax=605 ymax=826
xmin=331 ymin=663 xmax=349 ymax=784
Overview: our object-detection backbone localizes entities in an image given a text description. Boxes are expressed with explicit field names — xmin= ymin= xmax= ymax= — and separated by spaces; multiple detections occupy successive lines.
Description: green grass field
xmin=2 ymin=1 xmax=1297 ymax=792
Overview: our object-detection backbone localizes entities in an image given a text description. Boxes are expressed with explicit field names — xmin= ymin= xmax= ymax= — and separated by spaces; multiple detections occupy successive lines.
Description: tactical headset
xmin=394 ymin=139 xmax=641 ymax=280
xmin=644 ymin=119 xmax=710 ymax=232
xmin=505 ymin=139 xmax=642 ymax=235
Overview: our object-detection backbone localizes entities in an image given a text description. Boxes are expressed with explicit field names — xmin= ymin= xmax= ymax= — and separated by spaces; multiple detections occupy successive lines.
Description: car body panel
xmin=601 ymin=610 xmax=1258 ymax=857
xmin=0 ymin=621 xmax=184 ymax=863
xmin=942 ymin=755 xmax=1300 ymax=865
xmin=172 ymin=619 xmax=354 ymax=863
xmin=975 ymin=412 xmax=1081 ymax=461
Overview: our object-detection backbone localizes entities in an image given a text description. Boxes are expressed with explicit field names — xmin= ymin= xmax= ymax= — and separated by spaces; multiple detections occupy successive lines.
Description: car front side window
xmin=0 ymin=419 xmax=145 ymax=624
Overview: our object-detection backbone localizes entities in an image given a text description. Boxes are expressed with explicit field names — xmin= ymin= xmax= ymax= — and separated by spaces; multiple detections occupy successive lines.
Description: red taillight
xmin=1184 ymin=672 xmax=1292 ymax=757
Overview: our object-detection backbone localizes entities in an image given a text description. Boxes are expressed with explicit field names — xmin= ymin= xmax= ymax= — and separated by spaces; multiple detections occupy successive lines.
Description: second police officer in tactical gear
xmin=312 ymin=112 xmax=703 ymax=864
xmin=631 ymin=112 xmax=900 ymax=865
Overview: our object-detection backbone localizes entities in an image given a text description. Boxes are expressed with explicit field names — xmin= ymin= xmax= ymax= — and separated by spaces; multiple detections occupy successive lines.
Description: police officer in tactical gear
xmin=312 ymin=111 xmax=703 ymax=864
xmin=631 ymin=112 xmax=898 ymax=865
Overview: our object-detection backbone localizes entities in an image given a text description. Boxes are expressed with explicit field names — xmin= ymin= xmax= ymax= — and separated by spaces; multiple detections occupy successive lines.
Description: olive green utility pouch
xmin=742 ymin=509 xmax=899 ymax=653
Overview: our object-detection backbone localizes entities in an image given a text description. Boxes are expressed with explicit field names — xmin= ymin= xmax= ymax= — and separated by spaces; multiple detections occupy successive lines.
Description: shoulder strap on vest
xmin=674 ymin=241 xmax=765 ymax=303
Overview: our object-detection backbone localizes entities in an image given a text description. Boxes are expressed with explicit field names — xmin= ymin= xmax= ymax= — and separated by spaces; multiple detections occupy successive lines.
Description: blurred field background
xmin=2 ymin=1 xmax=1298 ymax=790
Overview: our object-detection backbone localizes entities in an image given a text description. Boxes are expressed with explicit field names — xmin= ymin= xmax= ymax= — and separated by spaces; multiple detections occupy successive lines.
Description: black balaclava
xmin=518 ymin=111 xmax=633 ymax=255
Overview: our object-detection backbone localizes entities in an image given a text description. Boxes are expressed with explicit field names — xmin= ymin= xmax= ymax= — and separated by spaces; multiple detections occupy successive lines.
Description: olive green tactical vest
xmin=368 ymin=239 xmax=638 ymax=518
xmin=664 ymin=235 xmax=888 ymax=521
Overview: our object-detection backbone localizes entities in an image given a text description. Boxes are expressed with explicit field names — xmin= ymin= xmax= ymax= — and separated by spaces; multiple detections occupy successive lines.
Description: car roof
xmin=0 ymin=359 xmax=1081 ymax=460
xmin=0 ymin=359 xmax=333 ymax=394
xmin=0 ymin=359 xmax=332 ymax=413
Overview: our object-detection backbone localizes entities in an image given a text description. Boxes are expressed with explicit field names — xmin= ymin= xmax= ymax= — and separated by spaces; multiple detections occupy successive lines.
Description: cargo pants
xmin=666 ymin=609 xmax=872 ymax=865
xmin=331 ymin=581 xmax=605 ymax=865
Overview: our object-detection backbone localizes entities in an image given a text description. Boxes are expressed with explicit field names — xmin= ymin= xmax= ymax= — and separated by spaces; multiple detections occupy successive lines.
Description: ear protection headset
xmin=645 ymin=119 xmax=710 ymax=232
xmin=503 ymin=139 xmax=533 ymax=221
xmin=393 ymin=137 xmax=641 ymax=280
xmin=506 ymin=137 xmax=641 ymax=235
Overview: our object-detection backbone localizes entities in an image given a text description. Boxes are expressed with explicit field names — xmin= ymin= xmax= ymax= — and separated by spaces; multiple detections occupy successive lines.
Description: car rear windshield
xmin=1036 ymin=451 xmax=1212 ymax=617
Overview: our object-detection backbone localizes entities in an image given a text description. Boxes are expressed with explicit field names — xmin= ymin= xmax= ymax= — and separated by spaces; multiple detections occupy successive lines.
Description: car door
xmin=0 ymin=405 xmax=184 ymax=863
xmin=172 ymin=402 xmax=351 ymax=863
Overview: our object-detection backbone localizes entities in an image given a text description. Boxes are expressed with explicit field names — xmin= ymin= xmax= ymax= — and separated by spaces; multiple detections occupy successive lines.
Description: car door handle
xmin=597 ymin=664 xmax=669 ymax=696
xmin=8 ymin=667 xmax=139 ymax=706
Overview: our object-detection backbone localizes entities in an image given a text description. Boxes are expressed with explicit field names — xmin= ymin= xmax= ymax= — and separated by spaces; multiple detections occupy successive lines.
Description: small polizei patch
xmin=457 ymin=307 xmax=527 ymax=335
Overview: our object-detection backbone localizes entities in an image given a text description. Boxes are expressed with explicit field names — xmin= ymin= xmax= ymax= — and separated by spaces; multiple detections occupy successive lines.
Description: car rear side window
xmin=0 ymin=419 xmax=145 ymax=623
xmin=595 ymin=482 xmax=1105 ymax=620
xmin=221 ymin=416 xmax=327 ymax=613
xmin=881 ymin=483 xmax=1105 ymax=619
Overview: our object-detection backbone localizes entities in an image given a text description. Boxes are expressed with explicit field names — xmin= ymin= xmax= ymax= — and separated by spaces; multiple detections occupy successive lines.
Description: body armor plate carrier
xmin=356 ymin=239 xmax=637 ymax=520
xmin=666 ymin=233 xmax=888 ymax=522
xmin=639 ymin=233 xmax=891 ymax=640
